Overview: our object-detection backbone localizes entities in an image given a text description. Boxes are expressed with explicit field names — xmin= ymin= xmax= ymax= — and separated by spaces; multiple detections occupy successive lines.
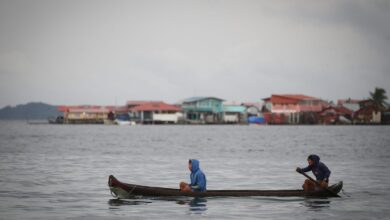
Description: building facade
xmin=262 ymin=94 xmax=327 ymax=124
xmin=222 ymin=105 xmax=246 ymax=124
xmin=181 ymin=97 xmax=224 ymax=124
xmin=127 ymin=101 xmax=182 ymax=124
xmin=58 ymin=105 xmax=112 ymax=124
xmin=353 ymin=100 xmax=382 ymax=124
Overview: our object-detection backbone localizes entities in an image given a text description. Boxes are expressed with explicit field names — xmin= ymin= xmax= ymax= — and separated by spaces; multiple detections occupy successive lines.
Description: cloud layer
xmin=1 ymin=0 xmax=389 ymax=107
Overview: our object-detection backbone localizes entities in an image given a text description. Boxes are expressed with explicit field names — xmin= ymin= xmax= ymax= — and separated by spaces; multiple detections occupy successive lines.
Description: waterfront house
xmin=105 ymin=105 xmax=130 ymax=122
xmin=353 ymin=100 xmax=382 ymax=124
xmin=337 ymin=99 xmax=362 ymax=113
xmin=58 ymin=105 xmax=112 ymax=124
xmin=181 ymin=97 xmax=224 ymax=124
xmin=127 ymin=101 xmax=182 ymax=124
xmin=262 ymin=94 xmax=328 ymax=124
xmin=319 ymin=105 xmax=353 ymax=124
xmin=241 ymin=102 xmax=262 ymax=117
xmin=241 ymin=102 xmax=265 ymax=124
xmin=222 ymin=104 xmax=246 ymax=124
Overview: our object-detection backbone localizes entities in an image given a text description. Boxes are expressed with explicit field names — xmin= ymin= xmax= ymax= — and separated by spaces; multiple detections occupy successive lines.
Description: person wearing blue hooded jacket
xmin=180 ymin=159 xmax=207 ymax=192
xmin=296 ymin=154 xmax=331 ymax=192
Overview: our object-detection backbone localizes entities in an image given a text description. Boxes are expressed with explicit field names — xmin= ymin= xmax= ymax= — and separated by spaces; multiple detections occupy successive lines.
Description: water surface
xmin=1 ymin=121 xmax=389 ymax=219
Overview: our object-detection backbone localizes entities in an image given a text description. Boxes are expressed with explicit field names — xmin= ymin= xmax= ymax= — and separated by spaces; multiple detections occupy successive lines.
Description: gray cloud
xmin=0 ymin=0 xmax=389 ymax=107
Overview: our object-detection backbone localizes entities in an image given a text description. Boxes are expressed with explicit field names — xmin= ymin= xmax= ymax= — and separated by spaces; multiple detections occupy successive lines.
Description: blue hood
xmin=191 ymin=159 xmax=200 ymax=173
xmin=189 ymin=159 xmax=206 ymax=192
xmin=308 ymin=154 xmax=320 ymax=166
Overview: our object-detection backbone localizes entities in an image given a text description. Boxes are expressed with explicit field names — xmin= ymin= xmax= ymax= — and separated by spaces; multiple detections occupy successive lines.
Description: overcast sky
xmin=0 ymin=0 xmax=389 ymax=108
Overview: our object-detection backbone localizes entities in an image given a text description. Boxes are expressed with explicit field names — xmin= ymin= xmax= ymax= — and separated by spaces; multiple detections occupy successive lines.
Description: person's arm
xmin=190 ymin=185 xmax=200 ymax=190
xmin=189 ymin=173 xmax=199 ymax=190
xmin=190 ymin=173 xmax=206 ymax=191
xmin=297 ymin=165 xmax=311 ymax=173
xmin=195 ymin=174 xmax=206 ymax=191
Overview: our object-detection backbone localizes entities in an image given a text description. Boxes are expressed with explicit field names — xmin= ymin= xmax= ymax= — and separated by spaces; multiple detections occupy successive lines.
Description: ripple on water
xmin=1 ymin=122 xmax=390 ymax=219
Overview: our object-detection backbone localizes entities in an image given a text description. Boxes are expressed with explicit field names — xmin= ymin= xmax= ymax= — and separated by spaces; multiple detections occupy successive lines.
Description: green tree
xmin=369 ymin=87 xmax=388 ymax=110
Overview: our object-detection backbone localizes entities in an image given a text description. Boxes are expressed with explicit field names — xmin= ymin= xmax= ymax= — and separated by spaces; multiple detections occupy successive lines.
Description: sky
xmin=0 ymin=0 xmax=389 ymax=108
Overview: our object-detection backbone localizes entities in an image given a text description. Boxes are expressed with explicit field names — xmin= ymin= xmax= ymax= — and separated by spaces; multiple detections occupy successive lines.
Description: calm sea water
xmin=0 ymin=121 xmax=390 ymax=219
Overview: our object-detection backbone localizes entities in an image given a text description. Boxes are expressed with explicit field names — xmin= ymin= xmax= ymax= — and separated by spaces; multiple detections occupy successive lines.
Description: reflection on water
xmin=177 ymin=198 xmax=208 ymax=214
xmin=303 ymin=198 xmax=331 ymax=210
xmin=108 ymin=198 xmax=152 ymax=206
xmin=108 ymin=197 xmax=208 ymax=215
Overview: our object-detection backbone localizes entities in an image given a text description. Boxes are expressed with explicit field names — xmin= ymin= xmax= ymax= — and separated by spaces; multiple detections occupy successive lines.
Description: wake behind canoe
xmin=108 ymin=175 xmax=343 ymax=198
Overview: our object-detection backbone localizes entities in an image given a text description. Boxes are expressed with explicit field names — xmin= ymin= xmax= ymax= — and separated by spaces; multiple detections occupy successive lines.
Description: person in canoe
xmin=180 ymin=159 xmax=207 ymax=192
xmin=296 ymin=154 xmax=331 ymax=192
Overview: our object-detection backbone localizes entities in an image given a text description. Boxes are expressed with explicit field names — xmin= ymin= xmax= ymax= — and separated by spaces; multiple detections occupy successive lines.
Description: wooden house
xmin=262 ymin=94 xmax=327 ymax=124
xmin=222 ymin=105 xmax=246 ymax=124
xmin=181 ymin=97 xmax=224 ymax=124
xmin=319 ymin=105 xmax=353 ymax=124
xmin=127 ymin=101 xmax=181 ymax=124
xmin=353 ymin=100 xmax=382 ymax=124
xmin=337 ymin=99 xmax=362 ymax=113
xmin=58 ymin=105 xmax=111 ymax=124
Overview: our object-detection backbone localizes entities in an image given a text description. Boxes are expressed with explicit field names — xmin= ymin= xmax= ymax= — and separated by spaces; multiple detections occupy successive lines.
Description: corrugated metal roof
xmin=60 ymin=106 xmax=111 ymax=113
xmin=223 ymin=105 xmax=246 ymax=113
xmin=58 ymin=105 xmax=128 ymax=113
xmin=265 ymin=94 xmax=322 ymax=104
xmin=130 ymin=102 xmax=181 ymax=112
xmin=183 ymin=97 xmax=224 ymax=103
xmin=127 ymin=100 xmax=162 ymax=106
xmin=107 ymin=106 xmax=129 ymax=113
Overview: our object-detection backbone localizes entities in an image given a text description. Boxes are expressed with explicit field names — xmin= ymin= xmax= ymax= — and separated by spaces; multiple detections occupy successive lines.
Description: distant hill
xmin=0 ymin=102 xmax=62 ymax=120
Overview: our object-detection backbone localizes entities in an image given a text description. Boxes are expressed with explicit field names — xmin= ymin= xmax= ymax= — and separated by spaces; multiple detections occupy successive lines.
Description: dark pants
xmin=303 ymin=179 xmax=329 ymax=192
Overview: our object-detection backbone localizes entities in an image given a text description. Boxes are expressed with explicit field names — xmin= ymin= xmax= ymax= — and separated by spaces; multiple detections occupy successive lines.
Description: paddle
xmin=296 ymin=170 xmax=340 ymax=197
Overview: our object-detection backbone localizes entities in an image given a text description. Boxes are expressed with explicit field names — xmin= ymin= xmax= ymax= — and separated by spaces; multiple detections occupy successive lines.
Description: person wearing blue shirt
xmin=180 ymin=159 xmax=207 ymax=192
xmin=296 ymin=154 xmax=331 ymax=192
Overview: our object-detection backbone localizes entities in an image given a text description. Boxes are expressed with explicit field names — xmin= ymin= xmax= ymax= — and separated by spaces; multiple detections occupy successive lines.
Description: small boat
xmin=108 ymin=175 xmax=343 ymax=198
xmin=114 ymin=119 xmax=136 ymax=125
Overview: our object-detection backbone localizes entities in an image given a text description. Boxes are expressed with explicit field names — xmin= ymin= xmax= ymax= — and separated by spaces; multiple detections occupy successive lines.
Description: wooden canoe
xmin=108 ymin=175 xmax=343 ymax=198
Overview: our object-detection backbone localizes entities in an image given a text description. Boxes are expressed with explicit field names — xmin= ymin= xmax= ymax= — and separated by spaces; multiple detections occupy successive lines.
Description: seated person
xmin=180 ymin=159 xmax=207 ymax=192
xmin=296 ymin=154 xmax=331 ymax=192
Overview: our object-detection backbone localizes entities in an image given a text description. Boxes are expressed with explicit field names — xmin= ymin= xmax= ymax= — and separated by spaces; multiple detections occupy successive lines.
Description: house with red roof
xmin=337 ymin=99 xmax=363 ymax=113
xmin=58 ymin=105 xmax=112 ymax=124
xmin=262 ymin=94 xmax=328 ymax=124
xmin=127 ymin=101 xmax=182 ymax=124
xmin=319 ymin=105 xmax=353 ymax=124
xmin=58 ymin=105 xmax=129 ymax=124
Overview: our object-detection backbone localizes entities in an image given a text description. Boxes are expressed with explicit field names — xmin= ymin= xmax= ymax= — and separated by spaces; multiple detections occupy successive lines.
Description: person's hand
xmin=184 ymin=185 xmax=191 ymax=192
xmin=296 ymin=167 xmax=302 ymax=173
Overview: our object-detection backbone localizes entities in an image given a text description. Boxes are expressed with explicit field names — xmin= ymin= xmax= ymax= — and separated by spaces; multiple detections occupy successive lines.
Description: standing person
xmin=296 ymin=154 xmax=331 ymax=192
xmin=180 ymin=159 xmax=207 ymax=192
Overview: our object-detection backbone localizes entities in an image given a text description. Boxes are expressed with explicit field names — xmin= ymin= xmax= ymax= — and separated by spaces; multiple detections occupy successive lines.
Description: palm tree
xmin=369 ymin=87 xmax=388 ymax=110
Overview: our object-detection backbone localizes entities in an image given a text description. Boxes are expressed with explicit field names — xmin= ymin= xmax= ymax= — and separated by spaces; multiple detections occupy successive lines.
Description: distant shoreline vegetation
xmin=0 ymin=102 xmax=61 ymax=120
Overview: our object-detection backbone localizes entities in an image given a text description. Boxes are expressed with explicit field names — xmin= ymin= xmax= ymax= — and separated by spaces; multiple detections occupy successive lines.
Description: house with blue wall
xmin=181 ymin=97 xmax=224 ymax=124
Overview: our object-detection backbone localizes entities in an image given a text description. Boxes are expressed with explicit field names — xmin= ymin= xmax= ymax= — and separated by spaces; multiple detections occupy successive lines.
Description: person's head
xmin=307 ymin=158 xmax=314 ymax=166
xmin=307 ymin=154 xmax=320 ymax=166
xmin=188 ymin=159 xmax=192 ymax=171
xmin=188 ymin=159 xmax=200 ymax=172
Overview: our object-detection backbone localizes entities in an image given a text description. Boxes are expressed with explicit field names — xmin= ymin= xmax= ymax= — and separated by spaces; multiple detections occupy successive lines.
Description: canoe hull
xmin=108 ymin=175 xmax=343 ymax=198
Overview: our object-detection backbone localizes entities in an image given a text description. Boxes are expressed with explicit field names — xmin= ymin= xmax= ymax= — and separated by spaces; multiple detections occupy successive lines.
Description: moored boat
xmin=108 ymin=175 xmax=343 ymax=199
xmin=114 ymin=119 xmax=136 ymax=125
